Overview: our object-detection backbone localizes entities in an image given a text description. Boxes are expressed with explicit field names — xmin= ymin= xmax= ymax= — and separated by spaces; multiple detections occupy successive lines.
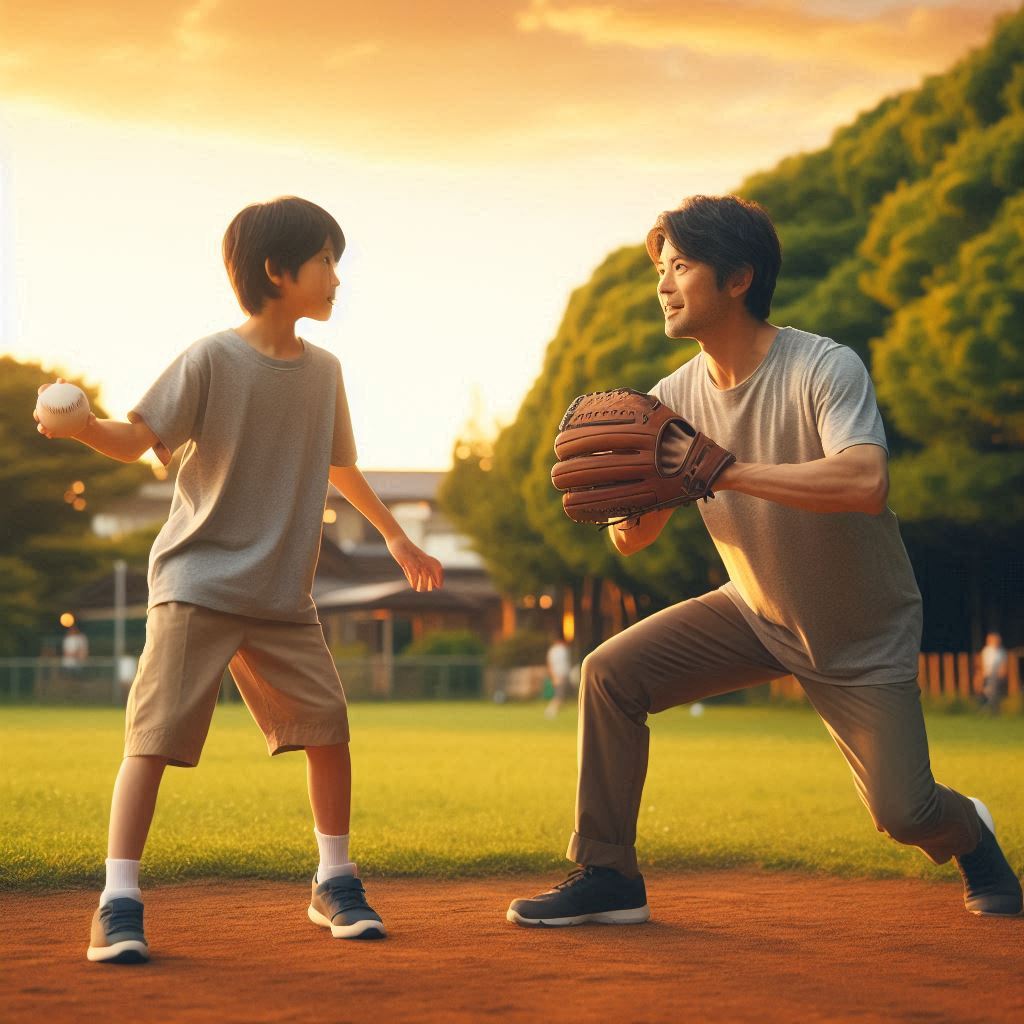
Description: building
xmin=80 ymin=470 xmax=508 ymax=656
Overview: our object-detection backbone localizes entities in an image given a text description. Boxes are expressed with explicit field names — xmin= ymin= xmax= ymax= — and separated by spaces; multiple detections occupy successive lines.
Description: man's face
xmin=283 ymin=239 xmax=340 ymax=322
xmin=656 ymin=238 xmax=731 ymax=340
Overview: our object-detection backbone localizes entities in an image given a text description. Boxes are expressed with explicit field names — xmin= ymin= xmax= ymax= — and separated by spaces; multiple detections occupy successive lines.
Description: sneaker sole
xmin=506 ymin=905 xmax=650 ymax=927
xmin=86 ymin=940 xmax=149 ymax=964
xmin=308 ymin=904 xmax=387 ymax=939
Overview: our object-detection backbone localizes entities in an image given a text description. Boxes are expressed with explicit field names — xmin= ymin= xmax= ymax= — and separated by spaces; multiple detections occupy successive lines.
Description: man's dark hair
xmin=223 ymin=196 xmax=345 ymax=315
xmin=645 ymin=195 xmax=782 ymax=320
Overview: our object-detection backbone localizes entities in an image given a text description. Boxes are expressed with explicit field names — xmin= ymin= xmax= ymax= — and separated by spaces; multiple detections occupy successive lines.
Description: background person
xmin=544 ymin=631 xmax=573 ymax=718
xmin=977 ymin=632 xmax=1009 ymax=715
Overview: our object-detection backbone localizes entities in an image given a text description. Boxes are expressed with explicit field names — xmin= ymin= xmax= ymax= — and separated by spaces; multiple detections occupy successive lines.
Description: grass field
xmin=1 ymin=702 xmax=1021 ymax=890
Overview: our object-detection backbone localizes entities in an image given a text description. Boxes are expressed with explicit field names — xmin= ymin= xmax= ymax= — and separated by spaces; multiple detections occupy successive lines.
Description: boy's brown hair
xmin=223 ymin=196 xmax=345 ymax=315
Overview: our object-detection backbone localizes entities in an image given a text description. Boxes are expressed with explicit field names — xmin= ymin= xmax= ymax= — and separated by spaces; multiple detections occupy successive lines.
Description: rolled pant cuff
xmin=567 ymin=831 xmax=639 ymax=877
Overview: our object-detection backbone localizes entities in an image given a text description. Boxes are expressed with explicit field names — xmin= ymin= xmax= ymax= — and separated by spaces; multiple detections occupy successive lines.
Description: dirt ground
xmin=2 ymin=870 xmax=1021 ymax=1023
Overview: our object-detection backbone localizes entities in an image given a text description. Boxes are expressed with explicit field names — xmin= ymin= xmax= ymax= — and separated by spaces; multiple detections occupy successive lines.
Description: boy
xmin=37 ymin=195 xmax=444 ymax=962
xmin=507 ymin=194 xmax=1021 ymax=927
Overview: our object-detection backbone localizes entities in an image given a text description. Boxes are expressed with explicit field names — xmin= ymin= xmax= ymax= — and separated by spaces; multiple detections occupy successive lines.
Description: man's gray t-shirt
xmin=651 ymin=326 xmax=922 ymax=686
xmin=130 ymin=329 xmax=357 ymax=623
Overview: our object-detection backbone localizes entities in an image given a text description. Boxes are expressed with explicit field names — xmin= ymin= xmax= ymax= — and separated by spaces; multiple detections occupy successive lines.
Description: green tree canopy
xmin=0 ymin=357 xmax=152 ymax=652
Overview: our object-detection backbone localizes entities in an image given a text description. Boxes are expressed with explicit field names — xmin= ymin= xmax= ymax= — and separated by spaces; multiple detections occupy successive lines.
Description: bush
xmin=487 ymin=630 xmax=550 ymax=668
xmin=401 ymin=630 xmax=486 ymax=658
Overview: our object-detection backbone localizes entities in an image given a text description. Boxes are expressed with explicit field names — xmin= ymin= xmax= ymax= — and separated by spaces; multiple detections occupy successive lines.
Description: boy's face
xmin=278 ymin=239 xmax=340 ymax=321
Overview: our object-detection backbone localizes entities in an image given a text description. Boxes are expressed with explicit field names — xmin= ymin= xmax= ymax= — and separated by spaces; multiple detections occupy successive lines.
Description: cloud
xmin=516 ymin=1 xmax=1016 ymax=72
xmin=0 ymin=0 xmax=1016 ymax=168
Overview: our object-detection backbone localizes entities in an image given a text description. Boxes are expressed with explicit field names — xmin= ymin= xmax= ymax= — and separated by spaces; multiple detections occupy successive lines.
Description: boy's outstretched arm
xmin=35 ymin=379 xmax=160 ymax=463
xmin=328 ymin=465 xmax=444 ymax=592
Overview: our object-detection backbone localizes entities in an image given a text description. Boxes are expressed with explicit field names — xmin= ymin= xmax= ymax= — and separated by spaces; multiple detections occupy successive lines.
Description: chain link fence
xmin=0 ymin=656 xmax=534 ymax=705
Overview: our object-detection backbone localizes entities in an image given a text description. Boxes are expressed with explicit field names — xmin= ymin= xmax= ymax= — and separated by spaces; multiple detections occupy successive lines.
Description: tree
xmin=0 ymin=356 xmax=152 ymax=652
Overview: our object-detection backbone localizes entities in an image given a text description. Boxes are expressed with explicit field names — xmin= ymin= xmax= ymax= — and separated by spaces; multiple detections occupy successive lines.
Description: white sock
xmin=314 ymin=827 xmax=357 ymax=882
xmin=100 ymin=858 xmax=142 ymax=906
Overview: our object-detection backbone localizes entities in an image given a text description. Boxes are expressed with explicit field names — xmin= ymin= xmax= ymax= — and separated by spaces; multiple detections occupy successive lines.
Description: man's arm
xmin=714 ymin=443 xmax=889 ymax=515
xmin=328 ymin=465 xmax=444 ymax=591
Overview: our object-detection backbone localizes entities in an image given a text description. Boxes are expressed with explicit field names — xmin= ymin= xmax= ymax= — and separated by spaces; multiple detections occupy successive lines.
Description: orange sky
xmin=1 ymin=1 xmax=1017 ymax=468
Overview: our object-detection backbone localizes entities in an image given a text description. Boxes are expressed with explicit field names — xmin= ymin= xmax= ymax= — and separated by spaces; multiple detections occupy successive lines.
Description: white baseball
xmin=36 ymin=382 xmax=91 ymax=437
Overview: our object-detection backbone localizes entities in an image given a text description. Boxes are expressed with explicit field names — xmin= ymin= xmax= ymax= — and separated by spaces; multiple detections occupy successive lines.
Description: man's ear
xmin=728 ymin=265 xmax=754 ymax=299
xmin=264 ymin=257 xmax=284 ymax=287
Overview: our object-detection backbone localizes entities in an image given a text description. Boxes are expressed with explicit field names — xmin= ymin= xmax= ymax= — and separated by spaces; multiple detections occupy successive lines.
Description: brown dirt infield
xmin=2 ymin=870 xmax=1021 ymax=1023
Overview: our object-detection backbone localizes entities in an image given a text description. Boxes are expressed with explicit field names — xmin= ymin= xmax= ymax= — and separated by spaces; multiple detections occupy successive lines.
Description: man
xmin=507 ymin=194 xmax=1021 ymax=926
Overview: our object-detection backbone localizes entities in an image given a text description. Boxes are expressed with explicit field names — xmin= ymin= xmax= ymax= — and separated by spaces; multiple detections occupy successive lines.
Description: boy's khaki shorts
xmin=125 ymin=602 xmax=349 ymax=767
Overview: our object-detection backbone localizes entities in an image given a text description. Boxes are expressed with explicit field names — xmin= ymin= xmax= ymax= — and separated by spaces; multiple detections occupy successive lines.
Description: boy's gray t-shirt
xmin=130 ymin=329 xmax=357 ymax=623
xmin=651 ymin=326 xmax=922 ymax=686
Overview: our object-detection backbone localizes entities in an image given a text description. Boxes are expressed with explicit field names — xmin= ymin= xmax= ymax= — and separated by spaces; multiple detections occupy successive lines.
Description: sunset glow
xmin=2 ymin=1 xmax=1015 ymax=468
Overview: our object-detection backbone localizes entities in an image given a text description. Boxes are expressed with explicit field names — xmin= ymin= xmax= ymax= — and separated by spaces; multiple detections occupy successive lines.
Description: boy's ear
xmin=264 ymin=257 xmax=284 ymax=287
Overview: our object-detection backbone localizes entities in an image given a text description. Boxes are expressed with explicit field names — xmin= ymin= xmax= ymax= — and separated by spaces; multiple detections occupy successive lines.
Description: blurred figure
xmin=544 ymin=632 xmax=573 ymax=718
xmin=61 ymin=624 xmax=89 ymax=675
xmin=977 ymin=632 xmax=1009 ymax=715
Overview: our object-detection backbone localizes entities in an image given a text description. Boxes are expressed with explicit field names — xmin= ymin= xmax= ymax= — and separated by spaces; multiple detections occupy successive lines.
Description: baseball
xmin=36 ymin=382 xmax=91 ymax=437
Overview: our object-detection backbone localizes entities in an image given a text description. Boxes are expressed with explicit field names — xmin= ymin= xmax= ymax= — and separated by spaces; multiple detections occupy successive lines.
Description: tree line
xmin=440 ymin=9 xmax=1024 ymax=654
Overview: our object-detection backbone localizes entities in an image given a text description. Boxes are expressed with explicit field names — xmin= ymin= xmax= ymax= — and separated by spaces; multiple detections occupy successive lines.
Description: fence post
xmin=957 ymin=652 xmax=971 ymax=699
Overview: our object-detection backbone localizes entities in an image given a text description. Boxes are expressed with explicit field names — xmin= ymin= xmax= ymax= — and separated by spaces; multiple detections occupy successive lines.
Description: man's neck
xmin=235 ymin=311 xmax=304 ymax=360
xmin=698 ymin=318 xmax=781 ymax=390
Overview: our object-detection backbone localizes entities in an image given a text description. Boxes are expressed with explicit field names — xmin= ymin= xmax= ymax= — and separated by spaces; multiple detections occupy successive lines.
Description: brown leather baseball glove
xmin=551 ymin=388 xmax=736 ymax=527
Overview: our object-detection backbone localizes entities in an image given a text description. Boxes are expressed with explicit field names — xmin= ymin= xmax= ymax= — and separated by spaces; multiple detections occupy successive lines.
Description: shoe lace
xmin=104 ymin=901 xmax=143 ymax=934
xmin=553 ymin=866 xmax=597 ymax=892
xmin=322 ymin=876 xmax=369 ymax=913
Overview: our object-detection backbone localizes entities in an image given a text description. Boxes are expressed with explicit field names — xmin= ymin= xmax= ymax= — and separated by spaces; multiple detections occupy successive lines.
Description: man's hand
xmin=34 ymin=378 xmax=96 ymax=440
xmin=386 ymin=534 xmax=444 ymax=592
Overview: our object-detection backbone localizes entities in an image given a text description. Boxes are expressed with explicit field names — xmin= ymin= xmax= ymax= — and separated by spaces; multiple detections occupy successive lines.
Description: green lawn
xmin=1 ymin=702 xmax=1021 ymax=890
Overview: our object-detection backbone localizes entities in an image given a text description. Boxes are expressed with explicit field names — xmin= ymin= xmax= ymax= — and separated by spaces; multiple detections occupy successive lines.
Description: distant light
xmin=479 ymin=457 xmax=493 ymax=471
xmin=72 ymin=480 xmax=85 ymax=494
xmin=60 ymin=612 xmax=75 ymax=628
xmin=323 ymin=508 xmax=337 ymax=524
xmin=72 ymin=497 xmax=87 ymax=511
xmin=455 ymin=444 xmax=472 ymax=460
xmin=63 ymin=490 xmax=76 ymax=503
xmin=539 ymin=594 xmax=553 ymax=609
xmin=522 ymin=594 xmax=536 ymax=608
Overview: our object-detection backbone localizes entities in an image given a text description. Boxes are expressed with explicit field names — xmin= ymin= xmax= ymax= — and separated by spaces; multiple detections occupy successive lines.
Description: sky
xmin=1 ymin=1 xmax=1017 ymax=469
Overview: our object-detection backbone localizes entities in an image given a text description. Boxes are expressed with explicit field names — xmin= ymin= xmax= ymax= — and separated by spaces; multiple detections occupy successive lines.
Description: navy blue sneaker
xmin=507 ymin=866 xmax=650 ymax=927
xmin=308 ymin=874 xmax=387 ymax=939
xmin=87 ymin=897 xmax=149 ymax=963
xmin=956 ymin=799 xmax=1023 ymax=917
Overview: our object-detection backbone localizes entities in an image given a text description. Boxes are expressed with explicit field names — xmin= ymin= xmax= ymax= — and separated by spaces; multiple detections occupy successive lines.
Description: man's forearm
xmin=715 ymin=447 xmax=888 ymax=514
xmin=328 ymin=465 xmax=404 ymax=541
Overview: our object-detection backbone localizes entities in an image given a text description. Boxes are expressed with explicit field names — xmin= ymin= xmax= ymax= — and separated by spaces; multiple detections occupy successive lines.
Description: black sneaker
xmin=87 ymin=897 xmax=149 ymax=963
xmin=308 ymin=874 xmax=387 ymax=939
xmin=506 ymin=866 xmax=650 ymax=927
xmin=955 ymin=798 xmax=1023 ymax=917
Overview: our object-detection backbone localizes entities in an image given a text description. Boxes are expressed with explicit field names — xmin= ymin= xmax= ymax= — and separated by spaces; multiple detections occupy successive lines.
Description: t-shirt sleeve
xmin=129 ymin=351 xmax=205 ymax=465
xmin=811 ymin=346 xmax=888 ymax=457
xmin=331 ymin=364 xmax=358 ymax=467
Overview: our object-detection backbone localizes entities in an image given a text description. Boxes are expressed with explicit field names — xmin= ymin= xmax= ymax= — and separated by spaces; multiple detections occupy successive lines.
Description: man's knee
xmin=871 ymin=795 xmax=939 ymax=846
xmin=580 ymin=646 xmax=647 ymax=719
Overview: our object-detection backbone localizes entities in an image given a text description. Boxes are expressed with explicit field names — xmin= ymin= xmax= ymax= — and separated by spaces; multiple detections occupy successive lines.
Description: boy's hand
xmin=34 ymin=378 xmax=96 ymax=439
xmin=386 ymin=535 xmax=444 ymax=592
